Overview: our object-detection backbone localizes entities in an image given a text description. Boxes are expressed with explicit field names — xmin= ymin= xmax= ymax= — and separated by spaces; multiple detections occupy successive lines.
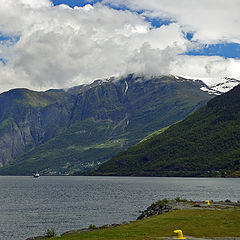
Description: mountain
xmin=0 ymin=75 xmax=213 ymax=175
xmin=198 ymin=77 xmax=240 ymax=95
xmin=94 ymin=84 xmax=240 ymax=177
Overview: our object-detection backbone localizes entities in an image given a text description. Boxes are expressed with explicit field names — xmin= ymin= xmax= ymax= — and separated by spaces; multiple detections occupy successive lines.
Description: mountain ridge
xmin=94 ymin=83 xmax=240 ymax=177
xmin=0 ymin=74 xmax=218 ymax=175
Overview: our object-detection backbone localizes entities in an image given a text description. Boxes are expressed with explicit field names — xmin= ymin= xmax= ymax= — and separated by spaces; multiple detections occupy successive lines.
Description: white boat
xmin=33 ymin=172 xmax=40 ymax=178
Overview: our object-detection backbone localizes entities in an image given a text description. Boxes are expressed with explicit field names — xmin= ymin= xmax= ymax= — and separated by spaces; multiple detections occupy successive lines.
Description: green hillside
xmin=0 ymin=119 xmax=127 ymax=175
xmin=95 ymin=84 xmax=240 ymax=177
xmin=0 ymin=75 xmax=213 ymax=175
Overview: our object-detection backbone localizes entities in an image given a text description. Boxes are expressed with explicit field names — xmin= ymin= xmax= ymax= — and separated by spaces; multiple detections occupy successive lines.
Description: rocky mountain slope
xmin=94 ymin=83 xmax=240 ymax=177
xmin=199 ymin=77 xmax=240 ymax=95
xmin=0 ymin=75 xmax=214 ymax=175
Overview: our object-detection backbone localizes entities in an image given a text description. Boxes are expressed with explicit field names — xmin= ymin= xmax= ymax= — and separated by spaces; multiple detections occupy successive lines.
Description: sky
xmin=0 ymin=0 xmax=240 ymax=92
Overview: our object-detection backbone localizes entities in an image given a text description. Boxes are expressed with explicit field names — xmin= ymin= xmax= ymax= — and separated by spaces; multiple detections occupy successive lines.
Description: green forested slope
xmin=0 ymin=75 xmax=213 ymax=175
xmin=95 ymin=84 xmax=240 ymax=177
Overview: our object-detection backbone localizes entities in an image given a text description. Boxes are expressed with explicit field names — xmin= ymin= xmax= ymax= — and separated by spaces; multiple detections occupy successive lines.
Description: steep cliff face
xmin=0 ymin=88 xmax=72 ymax=165
xmin=0 ymin=118 xmax=24 ymax=166
xmin=0 ymin=75 xmax=213 ymax=175
xmin=95 ymin=84 xmax=240 ymax=177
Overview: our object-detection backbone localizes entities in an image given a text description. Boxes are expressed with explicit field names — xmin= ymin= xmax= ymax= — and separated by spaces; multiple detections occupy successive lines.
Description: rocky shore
xmin=25 ymin=199 xmax=240 ymax=240
xmin=137 ymin=199 xmax=171 ymax=220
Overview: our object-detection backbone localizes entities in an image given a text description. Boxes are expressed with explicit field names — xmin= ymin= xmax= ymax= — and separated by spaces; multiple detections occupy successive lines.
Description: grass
xmin=50 ymin=208 xmax=240 ymax=240
xmin=139 ymin=126 xmax=169 ymax=143
xmin=66 ymin=139 xmax=126 ymax=152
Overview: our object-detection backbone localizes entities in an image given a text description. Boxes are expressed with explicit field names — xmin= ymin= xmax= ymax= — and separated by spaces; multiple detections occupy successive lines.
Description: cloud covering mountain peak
xmin=0 ymin=0 xmax=239 ymax=92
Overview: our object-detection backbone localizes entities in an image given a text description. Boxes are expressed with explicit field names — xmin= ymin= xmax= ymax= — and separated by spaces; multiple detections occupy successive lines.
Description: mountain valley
xmin=0 ymin=74 xmax=214 ymax=175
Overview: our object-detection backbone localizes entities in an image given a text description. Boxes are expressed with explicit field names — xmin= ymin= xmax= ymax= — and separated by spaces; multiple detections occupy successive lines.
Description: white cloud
xmin=171 ymin=55 xmax=240 ymax=80
xmin=103 ymin=0 xmax=240 ymax=44
xmin=125 ymin=43 xmax=179 ymax=77
xmin=0 ymin=0 xmax=188 ymax=92
xmin=0 ymin=0 xmax=239 ymax=93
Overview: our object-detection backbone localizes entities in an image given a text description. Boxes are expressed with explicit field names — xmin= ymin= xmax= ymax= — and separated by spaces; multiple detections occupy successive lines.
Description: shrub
xmin=156 ymin=199 xmax=169 ymax=207
xmin=88 ymin=224 xmax=98 ymax=230
xmin=45 ymin=228 xmax=57 ymax=238
xmin=99 ymin=224 xmax=109 ymax=229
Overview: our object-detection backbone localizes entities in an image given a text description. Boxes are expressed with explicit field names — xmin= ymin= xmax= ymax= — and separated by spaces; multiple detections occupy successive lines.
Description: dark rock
xmin=137 ymin=202 xmax=171 ymax=220
xmin=111 ymin=223 xmax=121 ymax=227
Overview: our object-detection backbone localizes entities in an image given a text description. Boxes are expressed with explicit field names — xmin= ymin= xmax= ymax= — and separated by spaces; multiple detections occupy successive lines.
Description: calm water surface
xmin=0 ymin=176 xmax=239 ymax=240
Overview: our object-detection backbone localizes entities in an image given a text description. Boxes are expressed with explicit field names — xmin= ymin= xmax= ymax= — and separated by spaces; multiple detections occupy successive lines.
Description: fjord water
xmin=0 ymin=176 xmax=240 ymax=240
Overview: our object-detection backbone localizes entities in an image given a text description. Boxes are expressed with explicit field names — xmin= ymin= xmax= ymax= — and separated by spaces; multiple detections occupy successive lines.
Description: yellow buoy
xmin=173 ymin=229 xmax=185 ymax=239
xmin=205 ymin=200 xmax=210 ymax=206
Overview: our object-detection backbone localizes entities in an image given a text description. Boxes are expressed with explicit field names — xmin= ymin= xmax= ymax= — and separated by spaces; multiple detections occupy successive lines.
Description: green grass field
xmin=50 ymin=208 xmax=240 ymax=240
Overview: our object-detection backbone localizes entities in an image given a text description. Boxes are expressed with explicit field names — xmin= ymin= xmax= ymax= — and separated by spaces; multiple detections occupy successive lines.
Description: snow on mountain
xmin=68 ymin=74 xmax=240 ymax=97
xmin=176 ymin=75 xmax=240 ymax=95
xmin=199 ymin=77 xmax=240 ymax=95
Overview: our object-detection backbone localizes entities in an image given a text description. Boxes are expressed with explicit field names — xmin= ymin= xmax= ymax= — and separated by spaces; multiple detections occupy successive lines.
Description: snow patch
xmin=187 ymin=77 xmax=240 ymax=95
xmin=200 ymin=87 xmax=221 ymax=95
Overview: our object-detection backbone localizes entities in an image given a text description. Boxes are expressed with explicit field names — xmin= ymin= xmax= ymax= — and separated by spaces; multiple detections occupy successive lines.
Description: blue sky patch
xmin=0 ymin=58 xmax=7 ymax=65
xmin=145 ymin=17 xmax=173 ymax=28
xmin=185 ymin=32 xmax=194 ymax=41
xmin=0 ymin=35 xmax=12 ymax=41
xmin=0 ymin=34 xmax=20 ymax=45
xmin=185 ymin=42 xmax=240 ymax=59
xmin=51 ymin=0 xmax=102 ymax=7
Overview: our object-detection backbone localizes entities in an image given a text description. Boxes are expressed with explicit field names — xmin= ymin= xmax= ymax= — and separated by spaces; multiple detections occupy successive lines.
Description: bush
xmin=99 ymin=224 xmax=109 ymax=229
xmin=88 ymin=224 xmax=98 ymax=230
xmin=45 ymin=228 xmax=57 ymax=238
xmin=156 ymin=199 xmax=169 ymax=207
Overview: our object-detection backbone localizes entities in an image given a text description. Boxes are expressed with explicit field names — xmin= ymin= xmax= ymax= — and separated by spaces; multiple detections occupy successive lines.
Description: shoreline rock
xmin=26 ymin=199 xmax=240 ymax=240
xmin=137 ymin=201 xmax=171 ymax=220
